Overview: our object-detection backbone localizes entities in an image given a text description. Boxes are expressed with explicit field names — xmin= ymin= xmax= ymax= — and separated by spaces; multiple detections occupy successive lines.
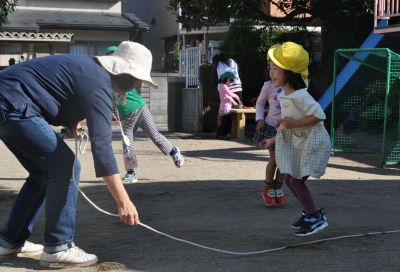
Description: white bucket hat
xmin=95 ymin=41 xmax=158 ymax=89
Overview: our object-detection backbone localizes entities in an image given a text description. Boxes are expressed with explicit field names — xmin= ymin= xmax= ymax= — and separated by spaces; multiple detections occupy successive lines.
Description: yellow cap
xmin=267 ymin=41 xmax=309 ymax=87
xmin=266 ymin=44 xmax=280 ymax=62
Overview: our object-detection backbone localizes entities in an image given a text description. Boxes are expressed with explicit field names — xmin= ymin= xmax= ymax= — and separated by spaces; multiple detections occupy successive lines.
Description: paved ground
xmin=0 ymin=131 xmax=400 ymax=272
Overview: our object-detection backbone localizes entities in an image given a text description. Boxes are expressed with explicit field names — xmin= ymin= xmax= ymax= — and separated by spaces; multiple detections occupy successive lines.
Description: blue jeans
xmin=0 ymin=97 xmax=80 ymax=253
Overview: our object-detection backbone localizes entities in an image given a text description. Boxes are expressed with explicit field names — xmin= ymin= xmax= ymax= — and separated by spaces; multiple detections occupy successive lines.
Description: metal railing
xmin=179 ymin=47 xmax=202 ymax=88
xmin=374 ymin=0 xmax=400 ymax=33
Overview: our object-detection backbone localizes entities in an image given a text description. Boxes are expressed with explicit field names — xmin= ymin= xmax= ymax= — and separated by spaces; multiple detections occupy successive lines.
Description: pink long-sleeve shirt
xmin=218 ymin=83 xmax=238 ymax=114
xmin=255 ymin=81 xmax=283 ymax=128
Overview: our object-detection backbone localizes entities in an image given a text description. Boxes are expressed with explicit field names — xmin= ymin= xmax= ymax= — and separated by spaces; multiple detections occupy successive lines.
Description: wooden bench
xmin=230 ymin=108 xmax=256 ymax=139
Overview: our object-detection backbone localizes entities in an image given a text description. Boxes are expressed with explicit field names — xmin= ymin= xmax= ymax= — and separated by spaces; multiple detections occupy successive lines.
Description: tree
xmin=169 ymin=1 xmax=373 ymax=32
xmin=169 ymin=0 xmax=374 ymax=98
xmin=169 ymin=0 xmax=374 ymax=55
xmin=0 ymin=0 xmax=16 ymax=25
xmin=218 ymin=22 xmax=289 ymax=104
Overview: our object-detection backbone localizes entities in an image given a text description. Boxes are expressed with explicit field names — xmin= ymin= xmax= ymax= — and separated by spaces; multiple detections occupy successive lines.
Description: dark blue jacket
xmin=0 ymin=54 xmax=117 ymax=177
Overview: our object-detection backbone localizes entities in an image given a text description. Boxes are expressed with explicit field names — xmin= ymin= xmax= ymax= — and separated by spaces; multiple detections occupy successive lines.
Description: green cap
xmin=104 ymin=45 xmax=118 ymax=55
xmin=219 ymin=71 xmax=234 ymax=81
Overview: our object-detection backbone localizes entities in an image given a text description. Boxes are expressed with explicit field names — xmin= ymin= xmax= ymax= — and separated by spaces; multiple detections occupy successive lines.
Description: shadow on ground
xmin=1 ymin=177 xmax=400 ymax=271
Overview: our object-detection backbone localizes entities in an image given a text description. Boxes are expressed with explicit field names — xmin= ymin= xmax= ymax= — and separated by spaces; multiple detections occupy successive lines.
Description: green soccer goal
xmin=331 ymin=48 xmax=400 ymax=166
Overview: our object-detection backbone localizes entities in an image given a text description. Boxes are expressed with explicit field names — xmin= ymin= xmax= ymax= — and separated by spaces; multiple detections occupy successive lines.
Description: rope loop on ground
xmin=72 ymin=137 xmax=400 ymax=256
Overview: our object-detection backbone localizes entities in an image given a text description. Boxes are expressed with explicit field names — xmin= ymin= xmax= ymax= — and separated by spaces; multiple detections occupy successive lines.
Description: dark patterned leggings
xmin=121 ymin=106 xmax=173 ymax=171
xmin=283 ymin=174 xmax=317 ymax=215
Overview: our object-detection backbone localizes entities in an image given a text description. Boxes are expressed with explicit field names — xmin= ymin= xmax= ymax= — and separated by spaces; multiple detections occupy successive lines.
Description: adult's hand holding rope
xmin=103 ymin=174 xmax=140 ymax=225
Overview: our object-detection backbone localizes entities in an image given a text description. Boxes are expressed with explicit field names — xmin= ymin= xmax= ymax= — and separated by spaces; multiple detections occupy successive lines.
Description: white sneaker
xmin=122 ymin=171 xmax=138 ymax=184
xmin=171 ymin=147 xmax=185 ymax=168
xmin=0 ymin=241 xmax=44 ymax=257
xmin=39 ymin=246 xmax=98 ymax=268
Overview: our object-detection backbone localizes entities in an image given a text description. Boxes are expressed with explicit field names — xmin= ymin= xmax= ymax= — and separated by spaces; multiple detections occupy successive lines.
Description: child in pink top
xmin=254 ymin=79 xmax=286 ymax=207
xmin=217 ymin=72 xmax=240 ymax=138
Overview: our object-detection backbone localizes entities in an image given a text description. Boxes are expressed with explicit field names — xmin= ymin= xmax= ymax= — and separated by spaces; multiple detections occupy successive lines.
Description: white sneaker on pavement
xmin=0 ymin=241 xmax=44 ymax=257
xmin=171 ymin=147 xmax=185 ymax=168
xmin=122 ymin=171 xmax=138 ymax=184
xmin=39 ymin=246 xmax=98 ymax=268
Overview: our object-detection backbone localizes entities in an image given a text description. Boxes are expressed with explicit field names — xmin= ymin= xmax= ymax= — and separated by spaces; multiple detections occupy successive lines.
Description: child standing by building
xmin=217 ymin=72 xmax=241 ymax=139
xmin=215 ymin=52 xmax=243 ymax=100
xmin=212 ymin=51 xmax=243 ymax=138
xmin=254 ymin=78 xmax=286 ymax=207
xmin=268 ymin=41 xmax=331 ymax=236
xmin=106 ymin=46 xmax=184 ymax=184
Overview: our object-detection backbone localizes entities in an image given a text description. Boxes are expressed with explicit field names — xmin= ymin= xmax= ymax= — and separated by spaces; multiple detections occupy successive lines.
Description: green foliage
xmin=168 ymin=0 xmax=374 ymax=59
xmin=168 ymin=0 xmax=374 ymax=31
xmin=0 ymin=0 xmax=16 ymax=25
xmin=259 ymin=25 xmax=287 ymax=57
xmin=169 ymin=0 xmax=375 ymax=97
xmin=164 ymin=42 xmax=180 ymax=72
xmin=168 ymin=0 xmax=267 ymax=31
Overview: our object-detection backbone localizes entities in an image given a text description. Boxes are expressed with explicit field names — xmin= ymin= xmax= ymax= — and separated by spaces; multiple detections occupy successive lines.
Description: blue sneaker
xmin=291 ymin=210 xmax=306 ymax=230
xmin=294 ymin=213 xmax=328 ymax=237
xmin=291 ymin=208 xmax=326 ymax=230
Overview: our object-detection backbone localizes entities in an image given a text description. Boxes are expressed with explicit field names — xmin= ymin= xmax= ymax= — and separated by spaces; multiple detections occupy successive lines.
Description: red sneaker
xmin=274 ymin=189 xmax=287 ymax=206
xmin=261 ymin=187 xmax=277 ymax=207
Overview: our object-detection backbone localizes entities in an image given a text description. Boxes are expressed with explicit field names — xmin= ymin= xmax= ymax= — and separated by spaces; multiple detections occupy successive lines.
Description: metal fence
xmin=179 ymin=47 xmax=202 ymax=88
xmin=331 ymin=48 xmax=400 ymax=166
xmin=374 ymin=0 xmax=400 ymax=33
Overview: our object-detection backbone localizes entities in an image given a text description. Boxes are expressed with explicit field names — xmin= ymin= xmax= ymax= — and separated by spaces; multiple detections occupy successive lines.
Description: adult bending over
xmin=0 ymin=41 xmax=155 ymax=267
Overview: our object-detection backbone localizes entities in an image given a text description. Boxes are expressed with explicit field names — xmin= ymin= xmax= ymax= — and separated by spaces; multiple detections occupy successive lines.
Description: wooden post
xmin=230 ymin=108 xmax=256 ymax=139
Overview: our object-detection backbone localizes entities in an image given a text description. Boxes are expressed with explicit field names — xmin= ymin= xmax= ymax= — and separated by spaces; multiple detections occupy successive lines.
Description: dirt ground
xmin=1 ymin=131 xmax=400 ymax=272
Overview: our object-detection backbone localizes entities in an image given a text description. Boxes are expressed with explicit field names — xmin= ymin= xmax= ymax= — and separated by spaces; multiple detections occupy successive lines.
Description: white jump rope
xmin=72 ymin=119 xmax=400 ymax=256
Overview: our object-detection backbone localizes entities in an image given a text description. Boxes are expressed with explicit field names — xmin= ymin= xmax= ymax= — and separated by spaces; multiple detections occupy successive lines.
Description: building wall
xmin=0 ymin=0 xmax=131 ymax=66
xmin=122 ymin=0 xmax=177 ymax=71
xmin=261 ymin=0 xmax=311 ymax=18
xmin=0 ymin=29 xmax=130 ymax=66
xmin=1 ymin=0 xmax=173 ymax=130
xmin=17 ymin=0 xmax=121 ymax=12
xmin=41 ymin=29 xmax=129 ymax=42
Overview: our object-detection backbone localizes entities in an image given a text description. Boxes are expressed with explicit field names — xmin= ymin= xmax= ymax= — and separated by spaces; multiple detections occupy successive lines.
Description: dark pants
xmin=217 ymin=114 xmax=232 ymax=136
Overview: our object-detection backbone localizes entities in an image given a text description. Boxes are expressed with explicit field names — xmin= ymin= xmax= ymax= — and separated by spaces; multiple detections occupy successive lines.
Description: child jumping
xmin=254 ymin=78 xmax=286 ymax=207
xmin=217 ymin=72 xmax=241 ymax=139
xmin=268 ymin=41 xmax=331 ymax=236
xmin=106 ymin=46 xmax=184 ymax=184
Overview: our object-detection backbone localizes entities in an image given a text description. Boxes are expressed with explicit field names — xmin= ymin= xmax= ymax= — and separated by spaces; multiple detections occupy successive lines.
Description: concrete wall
xmin=141 ymin=73 xmax=187 ymax=132
xmin=167 ymin=74 xmax=185 ymax=131
xmin=122 ymin=0 xmax=177 ymax=71
xmin=149 ymin=74 xmax=203 ymax=132
xmin=181 ymin=87 xmax=202 ymax=132
xmin=140 ymin=73 xmax=170 ymax=131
